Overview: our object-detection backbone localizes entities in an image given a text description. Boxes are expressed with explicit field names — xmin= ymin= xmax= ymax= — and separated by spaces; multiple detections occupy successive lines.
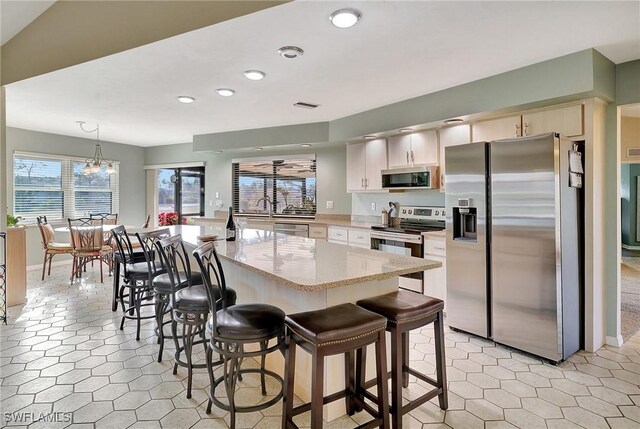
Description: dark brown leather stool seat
xmin=285 ymin=303 xmax=386 ymax=345
xmin=210 ymin=303 xmax=284 ymax=341
xmin=152 ymin=271 xmax=203 ymax=294
xmin=282 ymin=303 xmax=390 ymax=429
xmin=357 ymin=291 xmax=448 ymax=429
xmin=357 ymin=291 xmax=444 ymax=325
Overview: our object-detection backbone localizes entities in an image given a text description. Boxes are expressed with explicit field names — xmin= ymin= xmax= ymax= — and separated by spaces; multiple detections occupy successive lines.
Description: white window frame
xmin=13 ymin=151 xmax=120 ymax=223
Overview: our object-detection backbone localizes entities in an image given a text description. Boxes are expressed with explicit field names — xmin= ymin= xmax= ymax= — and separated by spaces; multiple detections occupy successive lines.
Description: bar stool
xmin=282 ymin=303 xmax=390 ymax=429
xmin=356 ymin=291 xmax=448 ymax=429
xmin=133 ymin=229 xmax=173 ymax=361
xmin=192 ymin=241 xmax=284 ymax=429
xmin=112 ymin=226 xmax=156 ymax=341
xmin=154 ymin=235 xmax=213 ymax=398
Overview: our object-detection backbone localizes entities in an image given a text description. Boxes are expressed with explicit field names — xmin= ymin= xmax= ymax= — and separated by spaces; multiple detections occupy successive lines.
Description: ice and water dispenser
xmin=452 ymin=198 xmax=477 ymax=241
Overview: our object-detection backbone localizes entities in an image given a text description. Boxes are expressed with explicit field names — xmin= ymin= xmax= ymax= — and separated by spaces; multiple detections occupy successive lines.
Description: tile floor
xmin=1 ymin=266 xmax=640 ymax=429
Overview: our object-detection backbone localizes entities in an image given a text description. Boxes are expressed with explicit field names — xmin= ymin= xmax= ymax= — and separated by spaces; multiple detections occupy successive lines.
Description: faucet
xmin=256 ymin=196 xmax=273 ymax=218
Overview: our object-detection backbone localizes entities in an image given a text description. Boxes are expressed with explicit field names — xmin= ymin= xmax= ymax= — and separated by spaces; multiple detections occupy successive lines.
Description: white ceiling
xmin=6 ymin=0 xmax=640 ymax=147
xmin=0 ymin=0 xmax=56 ymax=45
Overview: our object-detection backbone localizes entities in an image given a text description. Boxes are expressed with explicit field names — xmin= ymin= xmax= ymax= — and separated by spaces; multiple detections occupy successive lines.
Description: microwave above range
xmin=381 ymin=164 xmax=440 ymax=190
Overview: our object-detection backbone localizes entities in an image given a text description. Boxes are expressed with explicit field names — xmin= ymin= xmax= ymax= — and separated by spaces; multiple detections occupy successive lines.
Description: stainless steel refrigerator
xmin=445 ymin=133 xmax=582 ymax=362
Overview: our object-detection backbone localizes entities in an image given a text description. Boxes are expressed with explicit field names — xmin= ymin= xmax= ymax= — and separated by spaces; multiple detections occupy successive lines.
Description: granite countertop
xmin=422 ymin=229 xmax=446 ymax=238
xmin=167 ymin=225 xmax=441 ymax=292
xmin=191 ymin=217 xmax=378 ymax=230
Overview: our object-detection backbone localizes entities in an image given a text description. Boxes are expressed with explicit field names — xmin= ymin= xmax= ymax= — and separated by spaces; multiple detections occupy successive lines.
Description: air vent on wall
xmin=628 ymin=148 xmax=640 ymax=157
xmin=294 ymin=102 xmax=320 ymax=109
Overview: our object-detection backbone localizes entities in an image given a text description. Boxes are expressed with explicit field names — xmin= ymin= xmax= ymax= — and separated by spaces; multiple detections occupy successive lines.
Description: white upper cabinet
xmin=365 ymin=138 xmax=387 ymax=191
xmin=346 ymin=142 xmax=367 ymax=192
xmin=472 ymin=115 xmax=522 ymax=142
xmin=522 ymin=104 xmax=583 ymax=137
xmin=410 ymin=130 xmax=438 ymax=165
xmin=346 ymin=139 xmax=388 ymax=192
xmin=438 ymin=124 xmax=471 ymax=191
xmin=472 ymin=104 xmax=584 ymax=142
xmin=388 ymin=130 xmax=438 ymax=168
xmin=387 ymin=135 xmax=412 ymax=168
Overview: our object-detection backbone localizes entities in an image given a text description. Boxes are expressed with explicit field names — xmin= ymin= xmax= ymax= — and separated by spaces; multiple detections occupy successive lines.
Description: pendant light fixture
xmin=77 ymin=121 xmax=116 ymax=174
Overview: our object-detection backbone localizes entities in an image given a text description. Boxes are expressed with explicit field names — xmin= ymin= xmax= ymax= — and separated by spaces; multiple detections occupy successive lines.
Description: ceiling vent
xmin=294 ymin=102 xmax=320 ymax=109
xmin=628 ymin=148 xmax=640 ymax=157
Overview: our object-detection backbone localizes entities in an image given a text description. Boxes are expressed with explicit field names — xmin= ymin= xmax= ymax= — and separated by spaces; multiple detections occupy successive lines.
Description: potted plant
xmin=7 ymin=214 xmax=23 ymax=227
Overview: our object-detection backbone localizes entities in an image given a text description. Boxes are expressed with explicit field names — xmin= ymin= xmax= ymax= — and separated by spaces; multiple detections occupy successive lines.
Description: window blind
xmin=232 ymin=158 xmax=316 ymax=217
xmin=13 ymin=152 xmax=119 ymax=222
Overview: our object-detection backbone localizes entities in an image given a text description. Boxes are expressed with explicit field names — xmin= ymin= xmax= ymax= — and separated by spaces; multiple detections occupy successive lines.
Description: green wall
xmin=6 ymin=127 xmax=146 ymax=267
xmin=330 ymin=49 xmax=614 ymax=140
xmin=144 ymin=142 xmax=351 ymax=216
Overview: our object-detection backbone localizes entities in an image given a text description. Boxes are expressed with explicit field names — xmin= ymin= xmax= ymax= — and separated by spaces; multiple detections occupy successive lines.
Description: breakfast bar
xmin=167 ymin=224 xmax=441 ymax=420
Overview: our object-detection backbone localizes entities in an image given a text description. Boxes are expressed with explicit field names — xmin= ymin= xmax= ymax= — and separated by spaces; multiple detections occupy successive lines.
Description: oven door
xmin=370 ymin=230 xmax=424 ymax=293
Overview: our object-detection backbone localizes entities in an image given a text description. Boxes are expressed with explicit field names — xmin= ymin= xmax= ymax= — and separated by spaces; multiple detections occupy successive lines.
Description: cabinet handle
xmin=361 ymin=178 xmax=364 ymax=188
xmin=365 ymin=177 xmax=368 ymax=188
xmin=433 ymin=246 xmax=446 ymax=251
xmin=406 ymin=151 xmax=409 ymax=165
xmin=515 ymin=123 xmax=521 ymax=137
xmin=411 ymin=150 xmax=415 ymax=164
xmin=524 ymin=122 xmax=529 ymax=136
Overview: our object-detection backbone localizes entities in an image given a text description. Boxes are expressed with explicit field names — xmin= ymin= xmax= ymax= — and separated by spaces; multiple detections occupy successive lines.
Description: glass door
xmin=158 ymin=167 xmax=204 ymax=225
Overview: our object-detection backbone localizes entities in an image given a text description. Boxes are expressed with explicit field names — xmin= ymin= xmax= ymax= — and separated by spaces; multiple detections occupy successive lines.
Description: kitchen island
xmin=163 ymin=225 xmax=441 ymax=420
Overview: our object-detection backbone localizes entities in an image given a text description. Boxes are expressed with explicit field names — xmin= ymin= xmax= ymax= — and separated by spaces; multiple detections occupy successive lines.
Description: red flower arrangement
xmin=158 ymin=212 xmax=186 ymax=226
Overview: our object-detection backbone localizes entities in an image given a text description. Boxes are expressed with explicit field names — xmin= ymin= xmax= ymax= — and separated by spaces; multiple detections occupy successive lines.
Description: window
xmin=232 ymin=157 xmax=316 ymax=217
xmin=13 ymin=152 xmax=119 ymax=222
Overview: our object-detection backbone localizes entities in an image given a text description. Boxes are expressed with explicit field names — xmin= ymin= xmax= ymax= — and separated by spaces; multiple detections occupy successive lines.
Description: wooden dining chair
xmin=90 ymin=213 xmax=118 ymax=225
xmin=90 ymin=214 xmax=119 ymax=271
xmin=68 ymin=224 xmax=112 ymax=283
xmin=141 ymin=214 xmax=151 ymax=229
xmin=68 ymin=217 xmax=93 ymax=227
xmin=36 ymin=216 xmax=73 ymax=281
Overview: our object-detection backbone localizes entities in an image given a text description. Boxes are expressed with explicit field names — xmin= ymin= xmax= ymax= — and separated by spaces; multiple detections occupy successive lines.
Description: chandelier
xmin=77 ymin=121 xmax=115 ymax=174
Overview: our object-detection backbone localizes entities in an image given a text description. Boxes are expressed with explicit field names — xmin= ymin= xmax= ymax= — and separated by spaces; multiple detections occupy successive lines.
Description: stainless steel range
xmin=371 ymin=206 xmax=445 ymax=293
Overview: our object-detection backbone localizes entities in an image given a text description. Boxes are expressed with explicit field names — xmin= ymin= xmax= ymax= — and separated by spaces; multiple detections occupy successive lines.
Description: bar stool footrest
xmin=173 ymin=337 xmax=209 ymax=369
xmin=209 ymin=368 xmax=283 ymax=413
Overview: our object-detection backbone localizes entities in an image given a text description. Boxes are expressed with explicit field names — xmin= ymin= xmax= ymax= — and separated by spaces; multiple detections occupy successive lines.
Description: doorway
xmin=158 ymin=167 xmax=204 ymax=225
xmin=619 ymin=103 xmax=640 ymax=341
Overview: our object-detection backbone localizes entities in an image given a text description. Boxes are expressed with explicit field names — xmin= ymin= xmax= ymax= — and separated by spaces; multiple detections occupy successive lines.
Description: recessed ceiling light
xmin=253 ymin=147 xmax=263 ymax=151
xmin=444 ymin=118 xmax=464 ymax=124
xmin=214 ymin=150 xmax=223 ymax=154
xmin=399 ymin=128 xmax=414 ymax=133
xmin=244 ymin=70 xmax=265 ymax=80
xmin=177 ymin=96 xmax=195 ymax=103
xmin=329 ymin=8 xmax=361 ymax=29
xmin=301 ymin=144 xmax=312 ymax=147
xmin=216 ymin=88 xmax=235 ymax=97
xmin=278 ymin=46 xmax=304 ymax=59
xmin=362 ymin=135 xmax=377 ymax=140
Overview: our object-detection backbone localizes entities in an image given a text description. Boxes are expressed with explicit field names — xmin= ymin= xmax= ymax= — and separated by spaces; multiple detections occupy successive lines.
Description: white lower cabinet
xmin=328 ymin=226 xmax=371 ymax=248
xmin=328 ymin=226 xmax=348 ymax=244
xmin=348 ymin=229 xmax=371 ymax=249
xmin=423 ymin=234 xmax=446 ymax=311
xmin=309 ymin=225 xmax=327 ymax=240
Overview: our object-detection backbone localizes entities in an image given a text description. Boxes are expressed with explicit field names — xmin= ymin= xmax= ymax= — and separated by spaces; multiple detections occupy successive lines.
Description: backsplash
xmin=351 ymin=191 xmax=445 ymax=217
